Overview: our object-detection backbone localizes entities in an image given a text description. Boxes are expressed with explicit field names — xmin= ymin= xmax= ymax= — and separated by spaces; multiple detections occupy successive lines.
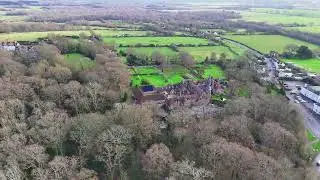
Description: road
xmin=224 ymin=37 xmax=320 ymax=138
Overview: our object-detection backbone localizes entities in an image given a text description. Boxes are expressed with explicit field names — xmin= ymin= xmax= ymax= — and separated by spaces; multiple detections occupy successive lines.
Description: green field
xmin=120 ymin=47 xmax=177 ymax=57
xmin=284 ymin=58 xmax=320 ymax=73
xmin=224 ymin=35 xmax=319 ymax=53
xmin=0 ymin=30 xmax=149 ymax=41
xmin=104 ymin=36 xmax=209 ymax=46
xmin=132 ymin=66 xmax=161 ymax=74
xmin=239 ymin=11 xmax=320 ymax=26
xmin=286 ymin=26 xmax=320 ymax=34
xmin=178 ymin=46 xmax=241 ymax=62
xmin=131 ymin=65 xmax=203 ymax=87
xmin=307 ymin=130 xmax=317 ymax=141
xmin=201 ymin=65 xmax=225 ymax=79
xmin=64 ymin=53 xmax=96 ymax=70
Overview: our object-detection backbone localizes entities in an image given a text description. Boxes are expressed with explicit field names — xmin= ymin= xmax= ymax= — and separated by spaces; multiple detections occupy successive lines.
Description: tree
xmin=151 ymin=50 xmax=166 ymax=71
xmin=296 ymin=45 xmax=313 ymax=59
xmin=210 ymin=52 xmax=217 ymax=61
xmin=142 ymin=143 xmax=174 ymax=179
xmin=95 ymin=125 xmax=133 ymax=179
xmin=179 ymin=52 xmax=194 ymax=68
xmin=170 ymin=159 xmax=213 ymax=180
xmin=69 ymin=113 xmax=109 ymax=164
xmin=219 ymin=53 xmax=227 ymax=61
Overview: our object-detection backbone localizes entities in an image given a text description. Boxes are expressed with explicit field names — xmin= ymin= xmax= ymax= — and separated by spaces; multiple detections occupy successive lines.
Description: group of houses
xmin=132 ymin=78 xmax=225 ymax=110
xmin=0 ymin=42 xmax=20 ymax=51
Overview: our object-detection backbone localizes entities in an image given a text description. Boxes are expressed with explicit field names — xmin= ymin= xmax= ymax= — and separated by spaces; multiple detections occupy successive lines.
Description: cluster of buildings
xmin=300 ymin=86 xmax=320 ymax=116
xmin=132 ymin=78 xmax=225 ymax=110
xmin=0 ymin=42 xmax=21 ymax=51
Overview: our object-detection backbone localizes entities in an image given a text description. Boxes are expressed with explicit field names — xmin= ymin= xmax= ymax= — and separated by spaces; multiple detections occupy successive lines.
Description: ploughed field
xmin=103 ymin=36 xmax=210 ymax=46
xmin=224 ymin=35 xmax=319 ymax=53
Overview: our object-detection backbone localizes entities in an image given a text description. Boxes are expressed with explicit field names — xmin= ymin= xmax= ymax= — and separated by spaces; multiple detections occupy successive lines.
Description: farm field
xmin=284 ymin=58 xmax=320 ymax=73
xmin=103 ymin=36 xmax=209 ymax=46
xmin=224 ymin=35 xmax=319 ymax=53
xmin=178 ymin=45 xmax=242 ymax=62
xmin=285 ymin=26 xmax=320 ymax=34
xmin=64 ymin=53 xmax=96 ymax=70
xmin=0 ymin=30 xmax=150 ymax=41
xmin=239 ymin=11 xmax=320 ymax=26
xmin=119 ymin=47 xmax=178 ymax=58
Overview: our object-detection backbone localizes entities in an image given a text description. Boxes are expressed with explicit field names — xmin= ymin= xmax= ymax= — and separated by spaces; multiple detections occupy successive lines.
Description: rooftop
xmin=307 ymin=86 xmax=320 ymax=95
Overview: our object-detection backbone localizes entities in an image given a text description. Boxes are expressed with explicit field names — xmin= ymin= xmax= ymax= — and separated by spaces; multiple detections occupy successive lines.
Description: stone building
xmin=132 ymin=78 xmax=224 ymax=110
xmin=301 ymin=86 xmax=320 ymax=104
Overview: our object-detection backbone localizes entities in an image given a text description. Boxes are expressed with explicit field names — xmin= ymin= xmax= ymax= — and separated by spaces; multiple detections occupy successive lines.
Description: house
xmin=132 ymin=78 xmax=224 ymax=109
xmin=0 ymin=42 xmax=20 ymax=51
xmin=313 ymin=103 xmax=320 ymax=115
xmin=301 ymin=86 xmax=320 ymax=104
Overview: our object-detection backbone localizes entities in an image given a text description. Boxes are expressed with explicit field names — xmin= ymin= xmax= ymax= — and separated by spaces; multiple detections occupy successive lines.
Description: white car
xmin=294 ymin=100 xmax=300 ymax=104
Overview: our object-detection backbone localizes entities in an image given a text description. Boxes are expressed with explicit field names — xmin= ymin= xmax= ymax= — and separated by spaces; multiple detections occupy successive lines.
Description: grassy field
xmin=119 ymin=47 xmax=178 ymax=57
xmin=104 ymin=36 xmax=209 ymax=46
xmin=178 ymin=46 xmax=241 ymax=62
xmin=131 ymin=65 xmax=200 ymax=87
xmin=284 ymin=58 xmax=320 ymax=73
xmin=201 ymin=65 xmax=225 ymax=79
xmin=239 ymin=11 xmax=320 ymax=26
xmin=132 ymin=66 xmax=160 ymax=74
xmin=64 ymin=53 xmax=96 ymax=70
xmin=286 ymin=26 xmax=320 ymax=34
xmin=0 ymin=30 xmax=149 ymax=41
xmin=224 ymin=35 xmax=319 ymax=53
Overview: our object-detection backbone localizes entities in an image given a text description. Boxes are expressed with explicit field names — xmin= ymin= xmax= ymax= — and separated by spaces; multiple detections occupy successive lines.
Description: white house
xmin=301 ymin=86 xmax=320 ymax=104
xmin=313 ymin=103 xmax=320 ymax=115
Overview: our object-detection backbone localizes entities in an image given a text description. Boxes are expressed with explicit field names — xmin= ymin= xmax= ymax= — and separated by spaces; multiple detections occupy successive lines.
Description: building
xmin=313 ymin=103 xmax=320 ymax=115
xmin=301 ymin=86 xmax=320 ymax=104
xmin=132 ymin=78 xmax=225 ymax=109
xmin=0 ymin=42 xmax=20 ymax=51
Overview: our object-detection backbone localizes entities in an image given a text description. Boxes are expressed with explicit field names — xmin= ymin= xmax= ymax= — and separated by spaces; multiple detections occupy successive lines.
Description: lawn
xmin=178 ymin=46 xmax=241 ymax=62
xmin=224 ymin=35 xmax=319 ymax=53
xmin=104 ymin=36 xmax=209 ymax=46
xmin=64 ymin=53 xmax=96 ymax=70
xmin=131 ymin=65 xmax=196 ymax=87
xmin=119 ymin=47 xmax=177 ymax=57
xmin=0 ymin=30 xmax=149 ymax=41
xmin=307 ymin=130 xmax=317 ymax=142
xmin=132 ymin=66 xmax=160 ymax=75
xmin=284 ymin=58 xmax=320 ymax=73
xmin=131 ymin=74 xmax=168 ymax=88
xmin=195 ymin=65 xmax=225 ymax=79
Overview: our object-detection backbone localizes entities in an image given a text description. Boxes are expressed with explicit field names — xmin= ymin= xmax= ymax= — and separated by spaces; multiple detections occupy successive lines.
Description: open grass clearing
xmin=307 ymin=130 xmax=317 ymax=142
xmin=104 ymin=36 xmax=209 ymax=46
xmin=284 ymin=58 xmax=320 ymax=73
xmin=178 ymin=46 xmax=241 ymax=62
xmin=119 ymin=47 xmax=178 ymax=58
xmin=194 ymin=64 xmax=225 ymax=79
xmin=0 ymin=29 xmax=150 ymax=41
xmin=64 ymin=53 xmax=95 ymax=71
xmin=224 ymin=35 xmax=319 ymax=53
